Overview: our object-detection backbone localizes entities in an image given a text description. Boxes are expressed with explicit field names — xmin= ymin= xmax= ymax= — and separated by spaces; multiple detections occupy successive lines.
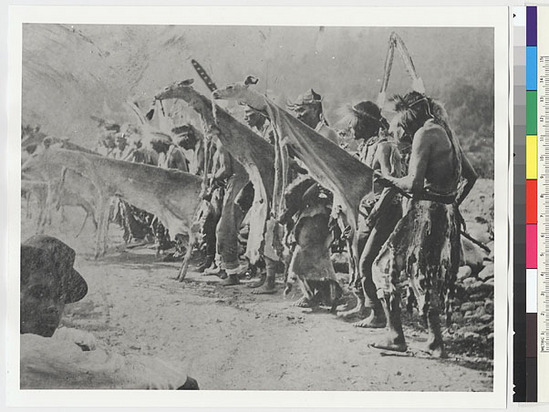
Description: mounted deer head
xmin=154 ymin=79 xmax=195 ymax=101
xmin=212 ymin=75 xmax=266 ymax=113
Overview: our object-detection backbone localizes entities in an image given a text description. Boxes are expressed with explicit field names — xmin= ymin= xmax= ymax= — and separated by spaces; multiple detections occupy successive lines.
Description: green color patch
xmin=527 ymin=90 xmax=537 ymax=135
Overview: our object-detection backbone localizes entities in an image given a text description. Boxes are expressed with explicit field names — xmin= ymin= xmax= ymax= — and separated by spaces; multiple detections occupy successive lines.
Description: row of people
xmin=95 ymin=120 xmax=193 ymax=257
xmin=197 ymin=86 xmax=477 ymax=357
xmin=93 ymin=84 xmax=477 ymax=357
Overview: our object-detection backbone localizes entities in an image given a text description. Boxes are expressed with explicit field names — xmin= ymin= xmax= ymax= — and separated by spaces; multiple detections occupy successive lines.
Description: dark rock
xmin=474 ymin=324 xmax=492 ymax=334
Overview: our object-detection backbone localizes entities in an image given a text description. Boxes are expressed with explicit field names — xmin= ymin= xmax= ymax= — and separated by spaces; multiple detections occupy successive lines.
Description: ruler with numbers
xmin=537 ymin=6 xmax=549 ymax=403
xmin=541 ymin=52 xmax=549 ymax=354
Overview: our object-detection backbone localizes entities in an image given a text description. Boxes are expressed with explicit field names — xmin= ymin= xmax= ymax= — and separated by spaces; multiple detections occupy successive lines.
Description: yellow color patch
xmin=527 ymin=135 xmax=537 ymax=179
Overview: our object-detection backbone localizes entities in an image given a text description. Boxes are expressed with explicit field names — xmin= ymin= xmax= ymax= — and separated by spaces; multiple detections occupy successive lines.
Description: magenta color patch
xmin=526 ymin=224 xmax=537 ymax=269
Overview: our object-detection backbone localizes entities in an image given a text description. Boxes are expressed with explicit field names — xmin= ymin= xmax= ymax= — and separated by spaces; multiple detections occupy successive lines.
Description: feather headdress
xmin=391 ymin=91 xmax=429 ymax=112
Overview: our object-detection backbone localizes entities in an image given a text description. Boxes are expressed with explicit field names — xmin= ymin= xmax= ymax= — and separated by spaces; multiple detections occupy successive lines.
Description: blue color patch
xmin=527 ymin=46 xmax=537 ymax=91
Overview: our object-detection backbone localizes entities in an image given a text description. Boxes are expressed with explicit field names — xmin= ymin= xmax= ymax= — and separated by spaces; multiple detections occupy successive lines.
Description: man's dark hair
xmin=391 ymin=91 xmax=433 ymax=135
xmin=351 ymin=101 xmax=389 ymax=131
xmin=345 ymin=101 xmax=389 ymax=140
xmin=172 ymin=124 xmax=197 ymax=150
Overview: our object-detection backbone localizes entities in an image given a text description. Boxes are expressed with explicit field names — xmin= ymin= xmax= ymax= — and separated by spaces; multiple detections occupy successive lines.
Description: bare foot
xmin=251 ymin=283 xmax=277 ymax=294
xmin=203 ymin=264 xmax=220 ymax=276
xmin=247 ymin=273 xmax=266 ymax=288
xmin=370 ymin=341 xmax=408 ymax=353
xmin=292 ymin=296 xmax=317 ymax=308
xmin=353 ymin=312 xmax=386 ymax=328
xmin=196 ymin=256 xmax=214 ymax=273
xmin=424 ymin=346 xmax=447 ymax=359
xmin=421 ymin=340 xmax=447 ymax=358
xmin=201 ymin=266 xmax=220 ymax=279
xmin=337 ymin=302 xmax=367 ymax=319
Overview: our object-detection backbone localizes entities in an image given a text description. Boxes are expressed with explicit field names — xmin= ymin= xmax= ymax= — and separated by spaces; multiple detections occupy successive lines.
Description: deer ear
xmin=182 ymin=79 xmax=194 ymax=86
xmin=244 ymin=75 xmax=259 ymax=86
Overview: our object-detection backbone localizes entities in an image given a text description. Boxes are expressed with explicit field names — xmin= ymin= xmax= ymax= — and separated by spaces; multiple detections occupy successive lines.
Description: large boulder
xmin=478 ymin=263 xmax=494 ymax=281
xmin=461 ymin=237 xmax=489 ymax=275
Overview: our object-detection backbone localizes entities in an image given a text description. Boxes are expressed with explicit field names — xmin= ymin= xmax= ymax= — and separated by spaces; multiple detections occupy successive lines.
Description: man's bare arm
xmin=212 ymin=145 xmax=231 ymax=181
xmin=364 ymin=187 xmax=399 ymax=229
xmin=364 ymin=144 xmax=402 ymax=227
xmin=382 ymin=130 xmax=431 ymax=193
xmin=456 ymin=151 xmax=478 ymax=206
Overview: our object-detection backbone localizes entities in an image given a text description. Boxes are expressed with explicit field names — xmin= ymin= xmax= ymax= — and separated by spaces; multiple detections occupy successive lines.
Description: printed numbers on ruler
xmin=540 ymin=55 xmax=549 ymax=352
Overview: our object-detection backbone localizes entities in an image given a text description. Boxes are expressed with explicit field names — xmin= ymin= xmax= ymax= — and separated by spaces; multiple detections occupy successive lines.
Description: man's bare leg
xmin=372 ymin=292 xmax=407 ymax=352
xmin=353 ymin=277 xmax=386 ymax=328
xmin=251 ymin=257 xmax=277 ymax=294
xmin=424 ymin=306 xmax=447 ymax=358
xmin=352 ymin=222 xmax=395 ymax=327
xmin=247 ymin=262 xmax=266 ymax=288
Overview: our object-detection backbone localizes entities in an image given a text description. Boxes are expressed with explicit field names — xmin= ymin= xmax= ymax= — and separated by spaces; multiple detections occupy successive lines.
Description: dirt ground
xmin=20 ymin=180 xmax=495 ymax=392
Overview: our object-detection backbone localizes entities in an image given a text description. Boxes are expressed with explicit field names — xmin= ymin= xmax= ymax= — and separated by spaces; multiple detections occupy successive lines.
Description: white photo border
xmin=6 ymin=5 xmax=509 ymax=408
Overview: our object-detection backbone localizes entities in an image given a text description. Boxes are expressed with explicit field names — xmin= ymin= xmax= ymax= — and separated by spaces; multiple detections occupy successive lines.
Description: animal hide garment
xmin=263 ymin=99 xmax=374 ymax=232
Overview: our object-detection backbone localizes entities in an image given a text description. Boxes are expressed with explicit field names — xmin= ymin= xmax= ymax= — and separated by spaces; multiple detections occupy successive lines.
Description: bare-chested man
xmin=372 ymin=91 xmax=477 ymax=357
xmin=338 ymin=101 xmax=403 ymax=328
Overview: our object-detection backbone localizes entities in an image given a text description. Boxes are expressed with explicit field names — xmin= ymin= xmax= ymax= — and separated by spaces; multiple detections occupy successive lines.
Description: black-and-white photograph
xmin=6 ymin=5 xmax=508 ymax=408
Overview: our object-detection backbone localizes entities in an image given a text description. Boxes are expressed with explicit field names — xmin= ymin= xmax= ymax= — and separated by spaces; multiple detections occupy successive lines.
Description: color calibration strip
xmin=526 ymin=4 xmax=538 ymax=403
xmin=513 ymin=6 xmax=528 ymax=402
xmin=537 ymin=6 xmax=549 ymax=404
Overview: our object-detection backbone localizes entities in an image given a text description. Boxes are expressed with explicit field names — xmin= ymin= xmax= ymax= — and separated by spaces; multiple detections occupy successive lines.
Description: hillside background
xmin=22 ymin=24 xmax=495 ymax=177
